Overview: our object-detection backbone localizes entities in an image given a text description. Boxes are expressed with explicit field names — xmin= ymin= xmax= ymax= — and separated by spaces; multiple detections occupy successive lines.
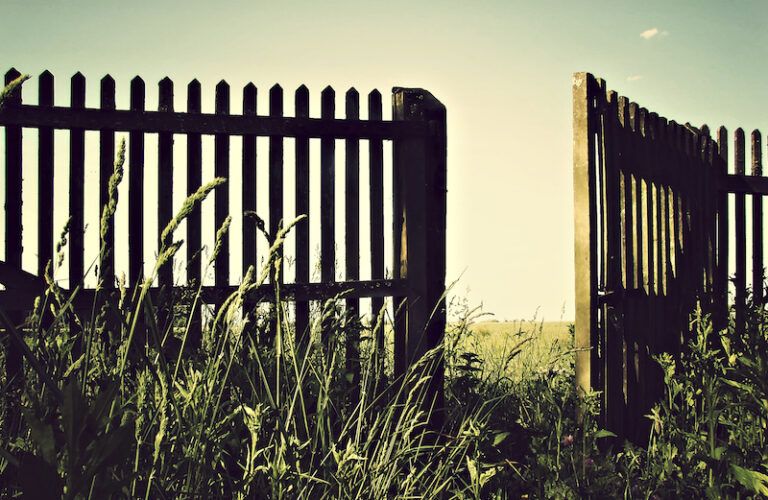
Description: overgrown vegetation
xmin=1 ymin=75 xmax=767 ymax=499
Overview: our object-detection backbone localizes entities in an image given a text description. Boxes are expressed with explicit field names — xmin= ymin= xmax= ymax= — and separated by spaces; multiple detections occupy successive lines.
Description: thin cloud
xmin=640 ymin=28 xmax=659 ymax=39
xmin=626 ymin=75 xmax=643 ymax=82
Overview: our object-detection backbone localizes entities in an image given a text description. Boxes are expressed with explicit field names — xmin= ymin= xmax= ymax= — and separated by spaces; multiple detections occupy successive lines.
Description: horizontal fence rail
xmin=572 ymin=72 xmax=760 ymax=444
xmin=0 ymin=68 xmax=447 ymax=431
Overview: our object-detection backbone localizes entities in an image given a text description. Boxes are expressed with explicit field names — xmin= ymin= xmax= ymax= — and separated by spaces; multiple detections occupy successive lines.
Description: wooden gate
xmin=0 ymin=68 xmax=447 ymax=427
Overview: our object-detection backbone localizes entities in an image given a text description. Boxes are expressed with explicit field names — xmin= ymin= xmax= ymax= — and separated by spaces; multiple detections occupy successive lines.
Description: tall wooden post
xmin=392 ymin=88 xmax=447 ymax=429
xmin=573 ymin=73 xmax=598 ymax=401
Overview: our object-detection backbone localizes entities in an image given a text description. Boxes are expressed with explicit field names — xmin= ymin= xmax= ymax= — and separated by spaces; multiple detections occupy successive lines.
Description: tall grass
xmin=1 ymin=76 xmax=767 ymax=498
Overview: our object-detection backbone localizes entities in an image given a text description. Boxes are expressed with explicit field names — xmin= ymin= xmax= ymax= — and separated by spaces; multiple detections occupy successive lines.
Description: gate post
xmin=573 ymin=73 xmax=599 ymax=403
xmin=392 ymin=88 xmax=447 ymax=429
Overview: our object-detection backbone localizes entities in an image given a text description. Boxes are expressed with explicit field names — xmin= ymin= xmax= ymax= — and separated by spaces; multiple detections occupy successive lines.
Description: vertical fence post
xmin=4 ymin=68 xmax=23 ymax=435
xmin=573 ymin=73 xmax=598 ymax=400
xmin=392 ymin=87 xmax=447 ymax=429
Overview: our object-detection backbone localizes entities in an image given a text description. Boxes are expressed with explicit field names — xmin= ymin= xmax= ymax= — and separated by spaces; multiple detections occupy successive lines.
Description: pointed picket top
xmin=367 ymin=89 xmax=382 ymax=121
xmin=158 ymin=77 xmax=173 ymax=111
xmin=321 ymin=85 xmax=335 ymax=117
xmin=752 ymin=130 xmax=762 ymax=175
xmin=71 ymin=72 xmax=86 ymax=107
xmin=269 ymin=84 xmax=283 ymax=116
xmin=215 ymin=79 xmax=230 ymax=94
xmin=242 ymin=83 xmax=257 ymax=115
xmin=130 ymin=76 xmax=145 ymax=110
xmin=700 ymin=124 xmax=710 ymax=137
xmin=214 ymin=79 xmax=230 ymax=114
xmin=100 ymin=74 xmax=115 ymax=108
xmin=39 ymin=70 xmax=54 ymax=106
xmin=5 ymin=67 xmax=21 ymax=84
xmin=186 ymin=79 xmax=201 ymax=113
xmin=346 ymin=87 xmax=359 ymax=119
xmin=295 ymin=85 xmax=309 ymax=118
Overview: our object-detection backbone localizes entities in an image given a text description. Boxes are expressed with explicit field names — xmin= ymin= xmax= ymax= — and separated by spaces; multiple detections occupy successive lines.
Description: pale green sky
xmin=1 ymin=0 xmax=767 ymax=320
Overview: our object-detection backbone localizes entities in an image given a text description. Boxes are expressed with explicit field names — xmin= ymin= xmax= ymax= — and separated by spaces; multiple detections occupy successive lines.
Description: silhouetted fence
xmin=573 ymin=72 xmax=764 ymax=444
xmin=0 ymin=68 xmax=446 ymax=427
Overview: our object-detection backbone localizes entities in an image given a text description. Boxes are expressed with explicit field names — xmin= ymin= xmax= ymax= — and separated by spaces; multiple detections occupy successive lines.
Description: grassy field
xmin=463 ymin=319 xmax=574 ymax=380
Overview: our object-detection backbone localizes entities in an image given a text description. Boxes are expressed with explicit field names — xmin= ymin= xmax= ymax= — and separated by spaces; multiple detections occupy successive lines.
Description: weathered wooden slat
xmin=37 ymin=71 xmax=54 ymax=278
xmin=618 ymin=96 xmax=639 ymax=440
xmin=294 ymin=85 xmax=310 ymax=344
xmin=129 ymin=77 xmax=145 ymax=286
xmin=0 ymin=103 xmax=428 ymax=139
xmin=368 ymin=90 xmax=386 ymax=365
xmin=752 ymin=130 xmax=763 ymax=304
xmin=573 ymin=73 xmax=599 ymax=398
xmin=158 ymin=78 xmax=174 ymax=288
xmin=734 ymin=128 xmax=746 ymax=331
xmin=186 ymin=79 xmax=202 ymax=346
xmin=715 ymin=126 xmax=729 ymax=330
xmin=99 ymin=75 xmax=116 ymax=286
xmin=214 ymin=80 xmax=230 ymax=288
xmin=269 ymin=84 xmax=284 ymax=283
xmin=242 ymin=83 xmax=257 ymax=277
xmin=345 ymin=87 xmax=361 ymax=394
xmin=4 ymin=68 xmax=24 ymax=431
xmin=600 ymin=88 xmax=625 ymax=438
xmin=69 ymin=72 xmax=86 ymax=290
xmin=321 ymin=86 xmax=336 ymax=287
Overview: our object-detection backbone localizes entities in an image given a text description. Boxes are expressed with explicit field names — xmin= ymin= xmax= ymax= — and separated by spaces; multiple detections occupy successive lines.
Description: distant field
xmin=459 ymin=320 xmax=575 ymax=378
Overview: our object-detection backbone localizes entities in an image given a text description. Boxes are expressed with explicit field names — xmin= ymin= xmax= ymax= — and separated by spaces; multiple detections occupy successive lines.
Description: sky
xmin=1 ymin=0 xmax=767 ymax=321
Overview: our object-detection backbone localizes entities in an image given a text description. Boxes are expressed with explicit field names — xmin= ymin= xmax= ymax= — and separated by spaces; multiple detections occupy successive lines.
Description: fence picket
xmin=368 ymin=90 xmax=385 ymax=370
xmin=345 ymin=88 xmax=361 ymax=396
xmin=715 ymin=126 xmax=729 ymax=329
xmin=735 ymin=129 xmax=746 ymax=331
xmin=129 ymin=77 xmax=146 ymax=286
xmin=186 ymin=79 xmax=202 ymax=346
xmin=269 ymin=84 xmax=284 ymax=284
xmin=242 ymin=83 xmax=257 ymax=278
xmin=294 ymin=85 xmax=310 ymax=345
xmin=99 ymin=75 xmax=116 ymax=286
xmin=752 ymin=130 xmax=763 ymax=304
xmin=4 ymin=68 xmax=24 ymax=432
xmin=214 ymin=80 xmax=230 ymax=289
xmin=158 ymin=77 xmax=174 ymax=289
xmin=38 ymin=71 xmax=54 ymax=278
xmin=321 ymin=86 xmax=336 ymax=342
xmin=69 ymin=72 xmax=86 ymax=292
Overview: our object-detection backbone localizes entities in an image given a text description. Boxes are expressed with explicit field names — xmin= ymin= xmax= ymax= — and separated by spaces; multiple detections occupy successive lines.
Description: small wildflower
xmin=583 ymin=457 xmax=594 ymax=468
xmin=562 ymin=434 xmax=574 ymax=447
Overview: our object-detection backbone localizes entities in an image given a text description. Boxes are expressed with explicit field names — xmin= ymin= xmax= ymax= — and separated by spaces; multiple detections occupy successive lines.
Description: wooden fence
xmin=573 ymin=72 xmax=766 ymax=444
xmin=0 ymin=68 xmax=447 ymax=427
